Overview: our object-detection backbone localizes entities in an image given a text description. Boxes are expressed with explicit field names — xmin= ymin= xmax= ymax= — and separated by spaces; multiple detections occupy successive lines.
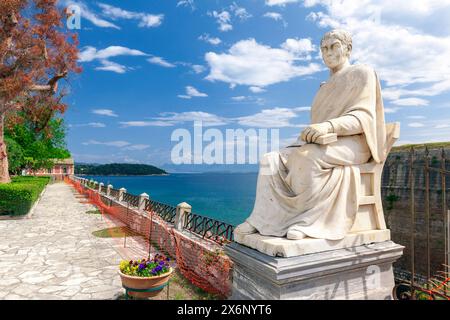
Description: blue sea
xmin=83 ymin=173 xmax=258 ymax=226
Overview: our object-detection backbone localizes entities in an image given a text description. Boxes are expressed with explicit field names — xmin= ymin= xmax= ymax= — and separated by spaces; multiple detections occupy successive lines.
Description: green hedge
xmin=0 ymin=176 xmax=50 ymax=216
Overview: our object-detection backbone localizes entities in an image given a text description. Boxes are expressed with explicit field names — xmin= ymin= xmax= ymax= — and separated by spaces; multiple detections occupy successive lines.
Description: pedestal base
xmin=234 ymin=229 xmax=391 ymax=257
xmin=224 ymin=240 xmax=404 ymax=300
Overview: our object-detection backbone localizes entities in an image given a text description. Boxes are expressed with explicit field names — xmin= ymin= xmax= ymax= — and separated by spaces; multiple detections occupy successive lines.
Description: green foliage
xmin=4 ymin=117 xmax=71 ymax=173
xmin=0 ymin=176 xmax=50 ymax=216
xmin=76 ymin=163 xmax=167 ymax=175
xmin=385 ymin=193 xmax=399 ymax=211
xmin=4 ymin=137 xmax=24 ymax=175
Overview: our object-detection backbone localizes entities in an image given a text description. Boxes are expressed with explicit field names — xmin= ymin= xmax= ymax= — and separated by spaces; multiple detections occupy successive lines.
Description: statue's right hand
xmin=300 ymin=122 xmax=333 ymax=143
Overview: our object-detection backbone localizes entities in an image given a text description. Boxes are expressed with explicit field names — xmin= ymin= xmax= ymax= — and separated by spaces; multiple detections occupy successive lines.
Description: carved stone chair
xmin=350 ymin=122 xmax=401 ymax=233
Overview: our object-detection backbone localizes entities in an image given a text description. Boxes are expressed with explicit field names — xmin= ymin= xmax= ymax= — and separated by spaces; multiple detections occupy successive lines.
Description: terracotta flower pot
xmin=119 ymin=268 xmax=173 ymax=299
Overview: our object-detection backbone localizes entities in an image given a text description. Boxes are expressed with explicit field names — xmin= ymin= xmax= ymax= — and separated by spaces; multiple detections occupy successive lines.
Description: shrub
xmin=0 ymin=176 xmax=50 ymax=216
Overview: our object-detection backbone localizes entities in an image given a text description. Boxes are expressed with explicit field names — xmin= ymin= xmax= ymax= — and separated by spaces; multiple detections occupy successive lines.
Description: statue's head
xmin=320 ymin=29 xmax=352 ymax=70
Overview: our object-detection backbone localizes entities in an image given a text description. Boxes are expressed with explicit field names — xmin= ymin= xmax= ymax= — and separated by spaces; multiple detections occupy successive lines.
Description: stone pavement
xmin=0 ymin=182 xmax=136 ymax=300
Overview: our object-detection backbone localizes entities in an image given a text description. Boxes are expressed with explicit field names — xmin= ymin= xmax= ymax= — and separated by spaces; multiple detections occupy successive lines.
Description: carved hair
xmin=321 ymin=29 xmax=352 ymax=56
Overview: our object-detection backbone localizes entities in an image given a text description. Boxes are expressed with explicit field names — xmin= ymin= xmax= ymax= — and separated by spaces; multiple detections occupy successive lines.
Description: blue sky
xmin=60 ymin=0 xmax=450 ymax=168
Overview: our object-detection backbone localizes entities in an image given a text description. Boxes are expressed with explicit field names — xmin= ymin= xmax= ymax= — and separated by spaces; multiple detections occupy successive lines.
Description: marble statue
xmin=235 ymin=29 xmax=387 ymax=241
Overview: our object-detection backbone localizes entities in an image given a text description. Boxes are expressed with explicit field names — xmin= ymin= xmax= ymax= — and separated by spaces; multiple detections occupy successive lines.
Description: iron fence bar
xmin=427 ymin=166 xmax=450 ymax=175
xmin=425 ymin=147 xmax=431 ymax=286
xmin=409 ymin=147 xmax=416 ymax=299
xmin=444 ymin=149 xmax=449 ymax=297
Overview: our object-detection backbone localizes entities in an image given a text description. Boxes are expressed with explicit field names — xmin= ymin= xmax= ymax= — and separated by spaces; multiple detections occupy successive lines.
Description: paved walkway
xmin=0 ymin=182 xmax=134 ymax=300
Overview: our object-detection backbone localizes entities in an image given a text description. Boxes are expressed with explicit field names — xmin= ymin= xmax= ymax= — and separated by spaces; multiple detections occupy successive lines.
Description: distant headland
xmin=75 ymin=163 xmax=167 ymax=176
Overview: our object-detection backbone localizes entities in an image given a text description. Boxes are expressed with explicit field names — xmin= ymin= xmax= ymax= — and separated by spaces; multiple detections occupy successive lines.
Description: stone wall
xmin=381 ymin=147 xmax=450 ymax=280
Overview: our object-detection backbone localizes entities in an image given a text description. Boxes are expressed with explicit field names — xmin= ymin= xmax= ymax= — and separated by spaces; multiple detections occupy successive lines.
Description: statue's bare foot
xmin=234 ymin=221 xmax=257 ymax=235
xmin=286 ymin=227 xmax=307 ymax=240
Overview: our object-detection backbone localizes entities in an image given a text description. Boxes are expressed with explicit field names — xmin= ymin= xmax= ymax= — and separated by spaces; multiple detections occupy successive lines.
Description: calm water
xmin=84 ymin=173 xmax=258 ymax=226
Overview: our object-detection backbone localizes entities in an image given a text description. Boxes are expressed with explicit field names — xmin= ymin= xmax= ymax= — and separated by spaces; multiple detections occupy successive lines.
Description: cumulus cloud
xmin=303 ymin=0 xmax=450 ymax=104
xmin=178 ymin=86 xmax=208 ymax=99
xmin=205 ymin=38 xmax=322 ymax=87
xmin=91 ymin=109 xmax=118 ymax=117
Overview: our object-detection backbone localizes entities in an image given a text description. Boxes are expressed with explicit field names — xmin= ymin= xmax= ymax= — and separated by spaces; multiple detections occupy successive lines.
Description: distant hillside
xmin=392 ymin=141 xmax=450 ymax=152
xmin=75 ymin=163 xmax=167 ymax=176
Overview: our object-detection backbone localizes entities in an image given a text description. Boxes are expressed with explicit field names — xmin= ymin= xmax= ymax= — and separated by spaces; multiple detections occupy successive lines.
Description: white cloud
xmin=98 ymin=3 xmax=163 ymax=28
xmin=198 ymin=34 xmax=222 ymax=45
xmin=119 ymin=121 xmax=176 ymax=128
xmin=122 ymin=144 xmax=150 ymax=151
xmin=408 ymin=122 xmax=425 ymax=128
xmin=391 ymin=98 xmax=429 ymax=106
xmin=178 ymin=86 xmax=208 ymax=99
xmin=249 ymin=86 xmax=266 ymax=93
xmin=231 ymin=96 xmax=247 ymax=101
xmin=236 ymin=107 xmax=299 ymax=128
xmin=407 ymin=115 xmax=426 ymax=119
xmin=83 ymin=140 xmax=130 ymax=147
xmin=92 ymin=109 xmax=118 ymax=117
xmin=79 ymin=45 xmax=147 ymax=73
xmin=205 ymin=38 xmax=322 ymax=87
xmin=95 ymin=60 xmax=128 ymax=73
xmin=209 ymin=11 xmax=233 ymax=32
xmin=70 ymin=122 xmax=106 ymax=128
xmin=155 ymin=111 xmax=228 ymax=127
xmin=192 ymin=65 xmax=206 ymax=74
xmin=122 ymin=107 xmax=310 ymax=129
xmin=177 ymin=0 xmax=195 ymax=10
xmin=139 ymin=14 xmax=164 ymax=28
xmin=384 ymin=107 xmax=399 ymax=114
xmin=61 ymin=0 xmax=120 ymax=29
xmin=263 ymin=12 xmax=287 ymax=27
xmin=265 ymin=0 xmax=299 ymax=6
xmin=303 ymin=0 xmax=450 ymax=103
xmin=230 ymin=3 xmax=252 ymax=21
xmin=147 ymin=56 xmax=176 ymax=68
xmin=79 ymin=46 xmax=147 ymax=62
xmin=282 ymin=38 xmax=315 ymax=55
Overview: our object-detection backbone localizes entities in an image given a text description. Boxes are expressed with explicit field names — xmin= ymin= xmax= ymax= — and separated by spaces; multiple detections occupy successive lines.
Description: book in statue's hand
xmin=287 ymin=133 xmax=337 ymax=148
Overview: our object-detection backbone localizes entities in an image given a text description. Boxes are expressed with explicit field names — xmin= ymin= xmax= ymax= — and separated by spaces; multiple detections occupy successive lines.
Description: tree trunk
xmin=0 ymin=112 xmax=11 ymax=183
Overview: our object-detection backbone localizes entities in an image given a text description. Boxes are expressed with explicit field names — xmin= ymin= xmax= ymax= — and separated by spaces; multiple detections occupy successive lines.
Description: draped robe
xmin=245 ymin=64 xmax=386 ymax=240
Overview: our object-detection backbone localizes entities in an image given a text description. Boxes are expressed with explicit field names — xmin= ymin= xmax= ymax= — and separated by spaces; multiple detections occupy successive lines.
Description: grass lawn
xmin=0 ymin=176 xmax=50 ymax=216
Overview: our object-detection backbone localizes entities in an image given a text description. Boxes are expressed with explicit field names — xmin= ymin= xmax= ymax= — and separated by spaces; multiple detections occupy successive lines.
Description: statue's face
xmin=320 ymin=37 xmax=350 ymax=69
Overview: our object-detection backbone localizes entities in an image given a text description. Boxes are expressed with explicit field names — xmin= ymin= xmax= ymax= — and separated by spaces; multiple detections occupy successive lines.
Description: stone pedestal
xmin=224 ymin=240 xmax=404 ymax=300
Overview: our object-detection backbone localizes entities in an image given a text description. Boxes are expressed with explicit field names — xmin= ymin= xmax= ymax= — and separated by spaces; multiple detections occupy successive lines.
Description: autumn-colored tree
xmin=0 ymin=0 xmax=80 ymax=183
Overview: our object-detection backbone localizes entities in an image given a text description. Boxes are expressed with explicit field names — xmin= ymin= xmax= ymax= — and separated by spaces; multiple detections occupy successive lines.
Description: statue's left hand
xmin=300 ymin=122 xmax=333 ymax=143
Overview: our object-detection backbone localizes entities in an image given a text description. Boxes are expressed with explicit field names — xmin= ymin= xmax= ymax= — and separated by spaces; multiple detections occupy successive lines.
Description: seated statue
xmin=235 ymin=29 xmax=387 ymax=241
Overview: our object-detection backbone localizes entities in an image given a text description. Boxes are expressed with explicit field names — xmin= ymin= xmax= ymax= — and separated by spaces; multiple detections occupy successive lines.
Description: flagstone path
xmin=0 ymin=182 xmax=134 ymax=300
